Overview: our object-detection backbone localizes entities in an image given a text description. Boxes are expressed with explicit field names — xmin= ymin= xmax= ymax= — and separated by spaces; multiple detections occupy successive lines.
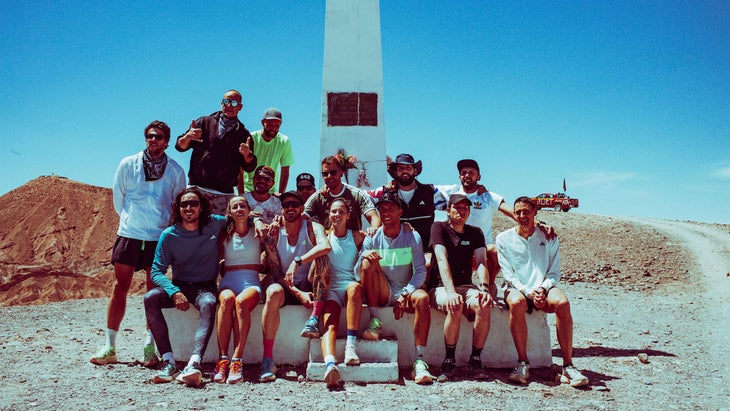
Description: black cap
xmin=376 ymin=191 xmax=404 ymax=208
xmin=448 ymin=193 xmax=472 ymax=207
xmin=457 ymin=159 xmax=480 ymax=173
xmin=296 ymin=173 xmax=315 ymax=184
xmin=262 ymin=107 xmax=282 ymax=121
xmin=279 ymin=190 xmax=303 ymax=204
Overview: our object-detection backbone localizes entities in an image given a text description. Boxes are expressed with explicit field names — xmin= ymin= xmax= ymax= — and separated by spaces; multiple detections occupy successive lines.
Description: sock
xmin=415 ymin=345 xmax=425 ymax=358
xmin=445 ymin=343 xmax=457 ymax=360
xmin=219 ymin=355 xmax=229 ymax=361
xmin=324 ymin=354 xmax=336 ymax=367
xmin=346 ymin=329 xmax=357 ymax=346
xmin=231 ymin=357 xmax=241 ymax=362
xmin=145 ymin=329 xmax=154 ymax=346
xmin=368 ymin=306 xmax=379 ymax=318
xmin=161 ymin=352 xmax=175 ymax=365
xmin=263 ymin=339 xmax=275 ymax=359
xmin=471 ymin=345 xmax=483 ymax=358
xmin=188 ymin=354 xmax=201 ymax=366
xmin=106 ymin=328 xmax=117 ymax=347
xmin=311 ymin=301 xmax=324 ymax=318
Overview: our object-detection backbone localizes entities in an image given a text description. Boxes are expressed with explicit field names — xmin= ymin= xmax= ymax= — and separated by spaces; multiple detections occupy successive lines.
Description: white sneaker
xmin=509 ymin=360 xmax=530 ymax=384
xmin=324 ymin=363 xmax=343 ymax=387
xmin=177 ymin=362 xmax=203 ymax=387
xmin=561 ymin=365 xmax=589 ymax=387
xmin=344 ymin=344 xmax=360 ymax=366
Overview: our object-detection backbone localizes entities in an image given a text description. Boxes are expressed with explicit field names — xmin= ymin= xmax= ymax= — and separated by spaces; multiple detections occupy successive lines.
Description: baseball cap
xmin=262 ymin=107 xmax=282 ymax=121
xmin=296 ymin=173 xmax=315 ymax=185
xmin=457 ymin=159 xmax=480 ymax=173
xmin=376 ymin=191 xmax=403 ymax=208
xmin=448 ymin=193 xmax=472 ymax=207
xmin=279 ymin=190 xmax=303 ymax=204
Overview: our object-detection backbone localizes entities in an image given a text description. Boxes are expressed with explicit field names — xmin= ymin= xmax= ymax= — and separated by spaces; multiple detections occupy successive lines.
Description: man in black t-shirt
xmin=428 ymin=193 xmax=493 ymax=381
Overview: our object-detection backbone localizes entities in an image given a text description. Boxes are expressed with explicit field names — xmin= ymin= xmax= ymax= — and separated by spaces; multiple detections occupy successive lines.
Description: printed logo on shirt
xmin=539 ymin=242 xmax=546 ymax=247
xmin=418 ymin=200 xmax=426 ymax=206
xmin=472 ymin=200 xmax=483 ymax=209
xmin=459 ymin=240 xmax=471 ymax=246
xmin=210 ymin=234 xmax=217 ymax=240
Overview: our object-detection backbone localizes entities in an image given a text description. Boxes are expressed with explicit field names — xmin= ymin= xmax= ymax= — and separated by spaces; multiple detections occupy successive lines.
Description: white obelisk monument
xmin=320 ymin=0 xmax=387 ymax=189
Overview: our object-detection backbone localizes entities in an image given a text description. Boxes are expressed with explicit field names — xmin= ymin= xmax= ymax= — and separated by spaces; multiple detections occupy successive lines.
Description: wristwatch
xmin=479 ymin=282 xmax=489 ymax=293
xmin=294 ymin=256 xmax=303 ymax=266
xmin=400 ymin=288 xmax=410 ymax=299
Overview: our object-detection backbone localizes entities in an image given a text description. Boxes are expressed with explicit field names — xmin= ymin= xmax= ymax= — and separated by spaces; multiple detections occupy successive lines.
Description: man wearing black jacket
xmin=176 ymin=89 xmax=257 ymax=214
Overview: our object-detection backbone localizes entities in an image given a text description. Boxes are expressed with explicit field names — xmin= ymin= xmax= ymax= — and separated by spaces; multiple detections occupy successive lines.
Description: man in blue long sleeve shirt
xmin=144 ymin=188 xmax=226 ymax=387
xmin=356 ymin=192 xmax=434 ymax=384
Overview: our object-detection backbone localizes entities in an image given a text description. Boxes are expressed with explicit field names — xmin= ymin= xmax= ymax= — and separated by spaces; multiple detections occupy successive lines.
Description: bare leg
xmin=262 ymin=284 xmax=284 ymax=340
xmin=345 ymin=283 xmax=363 ymax=332
xmin=546 ymin=288 xmax=573 ymax=364
xmin=232 ymin=288 xmax=260 ymax=359
xmin=107 ymin=263 xmax=135 ymax=331
xmin=411 ymin=290 xmax=430 ymax=347
xmin=321 ymin=301 xmax=341 ymax=358
xmin=216 ymin=290 xmax=236 ymax=357
xmin=505 ymin=290 xmax=529 ymax=361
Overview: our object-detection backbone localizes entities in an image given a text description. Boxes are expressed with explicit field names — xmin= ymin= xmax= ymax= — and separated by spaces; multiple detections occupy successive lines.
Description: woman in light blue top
xmin=320 ymin=198 xmax=366 ymax=387
xmin=213 ymin=196 xmax=263 ymax=384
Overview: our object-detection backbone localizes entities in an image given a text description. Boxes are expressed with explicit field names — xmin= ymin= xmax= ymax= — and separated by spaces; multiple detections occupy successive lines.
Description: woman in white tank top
xmin=320 ymin=198 xmax=366 ymax=387
xmin=213 ymin=196 xmax=263 ymax=384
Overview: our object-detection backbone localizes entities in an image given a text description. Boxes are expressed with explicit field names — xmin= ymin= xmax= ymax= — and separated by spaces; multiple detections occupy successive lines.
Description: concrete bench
xmin=163 ymin=303 xmax=551 ymax=368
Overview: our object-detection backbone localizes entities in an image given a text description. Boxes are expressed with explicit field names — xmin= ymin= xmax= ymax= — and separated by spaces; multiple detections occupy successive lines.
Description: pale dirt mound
xmin=0 ymin=176 xmax=145 ymax=306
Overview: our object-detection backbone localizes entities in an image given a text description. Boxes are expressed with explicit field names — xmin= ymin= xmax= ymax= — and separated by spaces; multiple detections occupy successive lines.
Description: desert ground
xmin=1 ymin=177 xmax=728 ymax=410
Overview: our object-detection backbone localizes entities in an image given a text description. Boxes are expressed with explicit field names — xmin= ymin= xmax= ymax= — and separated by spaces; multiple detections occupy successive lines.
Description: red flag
xmin=563 ymin=178 xmax=566 ymax=192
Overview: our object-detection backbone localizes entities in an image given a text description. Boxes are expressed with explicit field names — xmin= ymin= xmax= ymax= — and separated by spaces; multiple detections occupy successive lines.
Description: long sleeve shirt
xmin=496 ymin=227 xmax=561 ymax=294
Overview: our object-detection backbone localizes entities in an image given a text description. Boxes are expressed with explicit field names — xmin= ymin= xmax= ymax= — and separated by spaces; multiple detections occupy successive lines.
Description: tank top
xmin=277 ymin=222 xmax=314 ymax=284
xmin=328 ymin=230 xmax=358 ymax=286
xmin=224 ymin=229 xmax=260 ymax=265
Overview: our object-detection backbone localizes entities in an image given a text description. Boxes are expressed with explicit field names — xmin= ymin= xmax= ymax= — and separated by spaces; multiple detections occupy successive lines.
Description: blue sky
xmin=1 ymin=1 xmax=728 ymax=223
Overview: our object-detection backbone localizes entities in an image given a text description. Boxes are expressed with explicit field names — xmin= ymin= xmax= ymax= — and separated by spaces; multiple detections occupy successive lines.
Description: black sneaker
xmin=438 ymin=358 xmax=456 ymax=382
xmin=468 ymin=355 xmax=487 ymax=380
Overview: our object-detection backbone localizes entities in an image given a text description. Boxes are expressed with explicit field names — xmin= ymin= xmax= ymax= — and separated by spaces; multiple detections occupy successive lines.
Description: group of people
xmin=90 ymin=89 xmax=589 ymax=390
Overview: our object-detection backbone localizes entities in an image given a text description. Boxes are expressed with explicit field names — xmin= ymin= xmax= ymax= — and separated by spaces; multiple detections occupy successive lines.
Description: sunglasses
xmin=321 ymin=170 xmax=339 ymax=177
xmin=180 ymin=200 xmax=200 ymax=208
xmin=297 ymin=184 xmax=315 ymax=191
xmin=282 ymin=201 xmax=302 ymax=209
xmin=146 ymin=134 xmax=166 ymax=141
xmin=221 ymin=99 xmax=241 ymax=107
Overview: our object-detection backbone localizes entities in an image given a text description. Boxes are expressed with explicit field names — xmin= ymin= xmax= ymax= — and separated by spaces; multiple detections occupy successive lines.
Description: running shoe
xmin=178 ymin=362 xmax=203 ymax=387
xmin=153 ymin=362 xmax=179 ymax=384
xmin=226 ymin=360 xmax=243 ymax=384
xmin=561 ymin=365 xmax=589 ymax=387
xmin=439 ymin=358 xmax=456 ymax=381
xmin=324 ymin=363 xmax=343 ymax=387
xmin=211 ymin=358 xmax=230 ymax=383
xmin=259 ymin=358 xmax=277 ymax=382
xmin=509 ymin=360 xmax=530 ymax=384
xmin=90 ymin=346 xmax=117 ymax=365
xmin=362 ymin=318 xmax=382 ymax=341
xmin=344 ymin=344 xmax=360 ymax=366
xmin=142 ymin=344 xmax=159 ymax=368
xmin=411 ymin=359 xmax=435 ymax=385
xmin=468 ymin=355 xmax=487 ymax=380
xmin=300 ymin=317 xmax=320 ymax=338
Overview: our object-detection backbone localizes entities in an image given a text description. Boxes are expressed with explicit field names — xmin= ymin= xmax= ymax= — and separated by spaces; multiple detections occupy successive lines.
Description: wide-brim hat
xmin=387 ymin=153 xmax=422 ymax=179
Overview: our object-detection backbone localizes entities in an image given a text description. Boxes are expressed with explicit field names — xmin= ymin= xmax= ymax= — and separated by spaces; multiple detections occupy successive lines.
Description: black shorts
xmin=111 ymin=236 xmax=157 ymax=271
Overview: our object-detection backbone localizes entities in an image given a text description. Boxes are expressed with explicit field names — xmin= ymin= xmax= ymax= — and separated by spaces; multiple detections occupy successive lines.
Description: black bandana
xmin=143 ymin=149 xmax=168 ymax=181
xmin=218 ymin=114 xmax=237 ymax=140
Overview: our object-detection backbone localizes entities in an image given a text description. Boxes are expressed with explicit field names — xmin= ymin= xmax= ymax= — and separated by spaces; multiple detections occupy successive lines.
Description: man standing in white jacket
xmin=91 ymin=120 xmax=186 ymax=367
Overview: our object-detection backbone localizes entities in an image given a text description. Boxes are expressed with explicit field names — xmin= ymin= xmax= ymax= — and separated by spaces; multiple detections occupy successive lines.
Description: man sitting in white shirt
xmin=496 ymin=196 xmax=589 ymax=388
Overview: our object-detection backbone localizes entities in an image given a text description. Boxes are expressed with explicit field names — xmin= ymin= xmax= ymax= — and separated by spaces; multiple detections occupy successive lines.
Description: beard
xmin=397 ymin=174 xmax=415 ymax=186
